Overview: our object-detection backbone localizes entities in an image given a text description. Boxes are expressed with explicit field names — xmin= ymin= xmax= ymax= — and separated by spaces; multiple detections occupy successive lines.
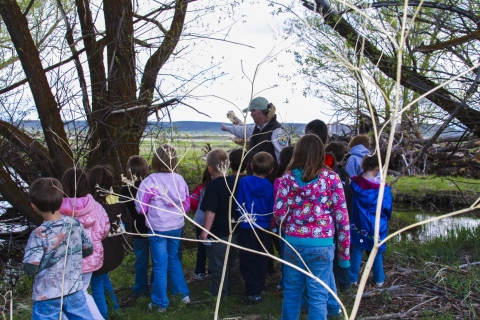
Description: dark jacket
xmin=93 ymin=203 xmax=133 ymax=274
xmin=120 ymin=181 xmax=148 ymax=237
xmin=246 ymin=115 xmax=282 ymax=183
xmin=350 ymin=175 xmax=393 ymax=253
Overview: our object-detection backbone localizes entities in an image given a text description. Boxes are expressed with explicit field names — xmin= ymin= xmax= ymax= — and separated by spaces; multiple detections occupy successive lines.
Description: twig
xmin=360 ymin=307 xmax=449 ymax=320
xmin=407 ymin=296 xmax=438 ymax=312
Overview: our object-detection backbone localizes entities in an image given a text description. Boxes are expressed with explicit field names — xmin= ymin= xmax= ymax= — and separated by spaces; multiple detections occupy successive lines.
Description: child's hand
xmin=200 ymin=230 xmax=209 ymax=241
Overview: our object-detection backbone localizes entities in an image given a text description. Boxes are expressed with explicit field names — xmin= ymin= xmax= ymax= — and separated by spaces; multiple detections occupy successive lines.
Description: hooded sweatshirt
xmin=135 ymin=172 xmax=190 ymax=232
xmin=350 ymin=175 xmax=393 ymax=253
xmin=60 ymin=194 xmax=110 ymax=273
xmin=274 ymin=167 xmax=350 ymax=265
xmin=235 ymin=175 xmax=274 ymax=229
xmin=346 ymin=144 xmax=371 ymax=178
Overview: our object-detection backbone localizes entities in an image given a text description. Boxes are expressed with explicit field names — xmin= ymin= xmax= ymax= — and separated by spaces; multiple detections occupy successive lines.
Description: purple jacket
xmin=135 ymin=172 xmax=190 ymax=232
xmin=60 ymin=194 xmax=110 ymax=273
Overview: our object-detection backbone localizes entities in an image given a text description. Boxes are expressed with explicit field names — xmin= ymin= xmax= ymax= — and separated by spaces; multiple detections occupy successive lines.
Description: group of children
xmin=23 ymin=120 xmax=393 ymax=320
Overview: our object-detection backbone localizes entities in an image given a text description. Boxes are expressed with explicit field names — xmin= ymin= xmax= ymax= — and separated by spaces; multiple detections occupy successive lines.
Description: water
xmin=393 ymin=209 xmax=480 ymax=243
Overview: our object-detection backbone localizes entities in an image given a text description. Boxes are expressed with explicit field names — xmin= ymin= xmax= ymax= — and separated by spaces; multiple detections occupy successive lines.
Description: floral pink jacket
xmin=60 ymin=194 xmax=110 ymax=273
xmin=274 ymin=167 xmax=350 ymax=262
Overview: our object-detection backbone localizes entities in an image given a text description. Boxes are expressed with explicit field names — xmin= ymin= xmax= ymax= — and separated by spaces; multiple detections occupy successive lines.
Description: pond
xmin=392 ymin=208 xmax=480 ymax=242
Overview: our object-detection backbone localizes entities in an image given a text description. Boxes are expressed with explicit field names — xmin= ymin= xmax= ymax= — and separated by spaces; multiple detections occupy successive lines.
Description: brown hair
xmin=252 ymin=151 xmax=274 ymax=176
xmin=277 ymin=146 xmax=294 ymax=177
xmin=348 ymin=134 xmax=370 ymax=149
xmin=362 ymin=154 xmax=379 ymax=172
xmin=126 ymin=155 xmax=148 ymax=180
xmin=29 ymin=178 xmax=64 ymax=214
xmin=61 ymin=168 xmax=89 ymax=198
xmin=325 ymin=142 xmax=347 ymax=163
xmin=152 ymin=144 xmax=178 ymax=173
xmin=88 ymin=165 xmax=114 ymax=204
xmin=206 ymin=149 xmax=229 ymax=173
xmin=287 ymin=134 xmax=325 ymax=181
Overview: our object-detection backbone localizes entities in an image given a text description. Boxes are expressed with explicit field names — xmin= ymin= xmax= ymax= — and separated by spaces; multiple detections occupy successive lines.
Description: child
xmin=199 ymin=148 xmax=239 ymax=297
xmin=135 ymin=144 xmax=190 ymax=312
xmin=272 ymin=146 xmax=294 ymax=291
xmin=229 ymin=148 xmax=247 ymax=177
xmin=274 ymin=134 xmax=350 ymax=319
xmin=23 ymin=178 xmax=94 ymax=320
xmin=119 ymin=155 xmax=151 ymax=297
xmin=349 ymin=155 xmax=393 ymax=287
xmin=60 ymin=168 xmax=110 ymax=320
xmin=236 ymin=151 xmax=274 ymax=304
xmin=88 ymin=166 xmax=133 ymax=318
xmin=191 ymin=167 xmax=212 ymax=280
xmin=346 ymin=134 xmax=371 ymax=178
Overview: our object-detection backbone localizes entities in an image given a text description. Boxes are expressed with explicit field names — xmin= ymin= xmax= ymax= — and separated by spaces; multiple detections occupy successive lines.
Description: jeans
xmin=205 ymin=233 xmax=239 ymax=297
xmin=91 ymin=273 xmax=120 ymax=319
xmin=281 ymin=244 xmax=335 ymax=320
xmin=195 ymin=226 xmax=207 ymax=275
xmin=149 ymin=228 xmax=190 ymax=309
xmin=32 ymin=290 xmax=93 ymax=320
xmin=239 ymin=228 xmax=270 ymax=296
xmin=349 ymin=244 xmax=385 ymax=284
xmin=82 ymin=272 xmax=104 ymax=319
xmin=133 ymin=237 xmax=151 ymax=296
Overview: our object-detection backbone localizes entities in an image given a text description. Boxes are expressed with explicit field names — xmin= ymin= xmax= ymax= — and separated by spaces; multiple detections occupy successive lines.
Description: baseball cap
xmin=242 ymin=97 xmax=269 ymax=113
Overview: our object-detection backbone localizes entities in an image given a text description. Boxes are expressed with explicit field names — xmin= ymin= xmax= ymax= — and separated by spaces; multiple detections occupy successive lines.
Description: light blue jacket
xmin=346 ymin=145 xmax=371 ymax=178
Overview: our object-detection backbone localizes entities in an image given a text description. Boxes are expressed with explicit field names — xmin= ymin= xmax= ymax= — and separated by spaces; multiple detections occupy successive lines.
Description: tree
xmin=0 ymin=0 xmax=229 ymax=224
xmin=284 ymin=0 xmax=480 ymax=135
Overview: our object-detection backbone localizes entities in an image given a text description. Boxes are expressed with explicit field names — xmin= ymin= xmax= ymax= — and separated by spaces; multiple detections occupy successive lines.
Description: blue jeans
xmin=282 ymin=244 xmax=335 ymax=320
xmin=32 ymin=290 xmax=93 ymax=320
xmin=149 ymin=228 xmax=190 ymax=308
xmin=349 ymin=244 xmax=385 ymax=284
xmin=133 ymin=237 xmax=151 ymax=296
xmin=91 ymin=273 xmax=119 ymax=319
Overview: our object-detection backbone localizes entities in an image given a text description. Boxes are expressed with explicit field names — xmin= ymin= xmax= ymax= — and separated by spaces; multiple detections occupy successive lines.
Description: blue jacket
xmin=236 ymin=175 xmax=274 ymax=229
xmin=350 ymin=176 xmax=393 ymax=252
xmin=346 ymin=145 xmax=371 ymax=178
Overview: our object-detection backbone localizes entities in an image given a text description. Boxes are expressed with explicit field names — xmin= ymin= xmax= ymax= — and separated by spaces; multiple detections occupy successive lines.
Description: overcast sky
xmin=169 ymin=1 xmax=332 ymax=125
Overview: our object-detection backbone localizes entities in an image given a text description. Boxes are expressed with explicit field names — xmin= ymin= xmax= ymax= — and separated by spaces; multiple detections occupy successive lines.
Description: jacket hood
xmin=351 ymin=179 xmax=391 ymax=208
xmin=350 ymin=144 xmax=370 ymax=158
xmin=242 ymin=175 xmax=273 ymax=197
xmin=60 ymin=194 xmax=97 ymax=220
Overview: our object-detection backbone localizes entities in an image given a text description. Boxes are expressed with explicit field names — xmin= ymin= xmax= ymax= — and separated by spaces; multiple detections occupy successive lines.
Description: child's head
xmin=88 ymin=165 xmax=114 ymax=204
xmin=126 ymin=155 xmax=148 ymax=180
xmin=229 ymin=148 xmax=247 ymax=173
xmin=251 ymin=151 xmax=274 ymax=176
xmin=305 ymin=119 xmax=328 ymax=144
xmin=152 ymin=144 xmax=178 ymax=173
xmin=61 ymin=168 xmax=89 ymax=198
xmin=348 ymin=134 xmax=370 ymax=150
xmin=206 ymin=149 xmax=229 ymax=174
xmin=362 ymin=154 xmax=379 ymax=172
xmin=277 ymin=146 xmax=294 ymax=177
xmin=29 ymin=178 xmax=64 ymax=214
xmin=287 ymin=134 xmax=325 ymax=182
xmin=325 ymin=142 xmax=347 ymax=163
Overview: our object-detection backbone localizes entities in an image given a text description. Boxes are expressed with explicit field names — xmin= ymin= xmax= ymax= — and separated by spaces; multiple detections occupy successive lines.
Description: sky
xmin=168 ymin=1 xmax=332 ymax=125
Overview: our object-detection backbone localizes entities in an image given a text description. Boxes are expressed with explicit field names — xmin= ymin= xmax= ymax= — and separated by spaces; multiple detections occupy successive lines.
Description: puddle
xmin=393 ymin=210 xmax=480 ymax=243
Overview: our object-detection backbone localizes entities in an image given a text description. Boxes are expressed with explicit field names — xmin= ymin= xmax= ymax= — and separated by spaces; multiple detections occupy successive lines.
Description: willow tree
xmin=0 ymin=0 xmax=221 ymax=224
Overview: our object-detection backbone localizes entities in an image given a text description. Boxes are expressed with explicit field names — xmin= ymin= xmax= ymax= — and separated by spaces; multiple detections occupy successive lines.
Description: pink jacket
xmin=60 ymin=194 xmax=110 ymax=273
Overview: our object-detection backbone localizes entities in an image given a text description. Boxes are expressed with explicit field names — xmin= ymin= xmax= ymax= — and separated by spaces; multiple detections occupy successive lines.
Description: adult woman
xmin=274 ymin=134 xmax=350 ymax=320
xmin=222 ymin=97 xmax=289 ymax=182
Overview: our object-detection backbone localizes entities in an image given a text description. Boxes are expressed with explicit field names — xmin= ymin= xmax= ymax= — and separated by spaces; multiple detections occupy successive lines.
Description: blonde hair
xmin=206 ymin=149 xmax=229 ymax=173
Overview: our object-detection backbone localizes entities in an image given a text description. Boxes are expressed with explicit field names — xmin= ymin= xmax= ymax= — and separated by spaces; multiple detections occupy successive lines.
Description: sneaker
xmin=194 ymin=273 xmax=206 ymax=280
xmin=351 ymin=282 xmax=358 ymax=286
xmin=276 ymin=284 xmax=284 ymax=290
xmin=182 ymin=296 xmax=190 ymax=304
xmin=375 ymin=281 xmax=384 ymax=287
xmin=148 ymin=303 xmax=166 ymax=313
xmin=242 ymin=295 xmax=262 ymax=305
